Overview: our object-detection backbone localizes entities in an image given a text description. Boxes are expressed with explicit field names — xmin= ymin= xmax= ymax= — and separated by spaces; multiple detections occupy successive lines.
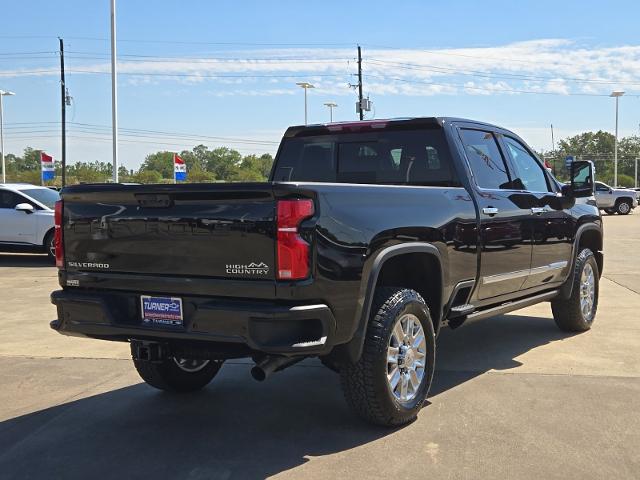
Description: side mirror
xmin=564 ymin=160 xmax=595 ymax=198
xmin=15 ymin=203 xmax=35 ymax=214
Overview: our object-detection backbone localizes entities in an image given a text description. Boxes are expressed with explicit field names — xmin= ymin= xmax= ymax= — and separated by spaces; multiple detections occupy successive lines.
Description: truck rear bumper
xmin=50 ymin=289 xmax=336 ymax=356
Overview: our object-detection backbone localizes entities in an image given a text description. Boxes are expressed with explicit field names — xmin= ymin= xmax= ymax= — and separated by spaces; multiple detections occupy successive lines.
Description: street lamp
xmin=324 ymin=102 xmax=338 ymax=122
xmin=296 ymin=82 xmax=315 ymax=125
xmin=610 ymin=90 xmax=625 ymax=187
xmin=0 ymin=90 xmax=16 ymax=184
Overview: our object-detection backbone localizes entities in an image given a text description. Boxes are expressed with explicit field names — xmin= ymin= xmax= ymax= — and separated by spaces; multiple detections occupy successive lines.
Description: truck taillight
xmin=276 ymin=199 xmax=314 ymax=280
xmin=54 ymin=200 xmax=64 ymax=268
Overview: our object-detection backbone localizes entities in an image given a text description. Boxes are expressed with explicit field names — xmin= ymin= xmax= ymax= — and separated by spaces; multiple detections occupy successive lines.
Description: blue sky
xmin=1 ymin=0 xmax=640 ymax=170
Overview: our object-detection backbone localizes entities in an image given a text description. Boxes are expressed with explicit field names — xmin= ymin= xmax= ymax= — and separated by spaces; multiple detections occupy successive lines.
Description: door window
xmin=0 ymin=191 xmax=22 ymax=209
xmin=460 ymin=129 xmax=511 ymax=190
xmin=503 ymin=137 xmax=550 ymax=192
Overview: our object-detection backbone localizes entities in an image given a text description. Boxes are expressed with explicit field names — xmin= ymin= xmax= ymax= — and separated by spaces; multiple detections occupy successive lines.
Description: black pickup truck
xmin=51 ymin=117 xmax=602 ymax=426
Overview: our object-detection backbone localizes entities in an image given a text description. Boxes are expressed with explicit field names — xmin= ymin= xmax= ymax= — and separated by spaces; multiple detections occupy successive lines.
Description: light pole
xmin=324 ymin=102 xmax=338 ymax=122
xmin=0 ymin=90 xmax=16 ymax=184
xmin=296 ymin=82 xmax=315 ymax=125
xmin=610 ymin=91 xmax=624 ymax=187
xmin=110 ymin=0 xmax=119 ymax=183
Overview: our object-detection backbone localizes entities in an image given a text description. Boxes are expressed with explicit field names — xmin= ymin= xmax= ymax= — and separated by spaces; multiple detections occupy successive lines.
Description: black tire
xmin=616 ymin=199 xmax=632 ymax=215
xmin=132 ymin=347 xmax=223 ymax=393
xmin=340 ymin=287 xmax=436 ymax=427
xmin=43 ymin=230 xmax=55 ymax=263
xmin=551 ymin=248 xmax=599 ymax=332
xmin=604 ymin=208 xmax=616 ymax=215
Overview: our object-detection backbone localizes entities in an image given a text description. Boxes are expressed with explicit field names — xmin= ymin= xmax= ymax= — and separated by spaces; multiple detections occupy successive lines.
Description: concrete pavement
xmin=0 ymin=213 xmax=639 ymax=479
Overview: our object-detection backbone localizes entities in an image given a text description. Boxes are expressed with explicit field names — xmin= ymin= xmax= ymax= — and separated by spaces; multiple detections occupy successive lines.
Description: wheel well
xmin=43 ymin=227 xmax=55 ymax=247
xmin=375 ymin=253 xmax=442 ymax=333
xmin=615 ymin=197 xmax=633 ymax=205
xmin=578 ymin=229 xmax=603 ymax=276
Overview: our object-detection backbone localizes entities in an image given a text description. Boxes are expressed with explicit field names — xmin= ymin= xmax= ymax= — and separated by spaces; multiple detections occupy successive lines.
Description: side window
xmin=503 ymin=137 xmax=550 ymax=192
xmin=460 ymin=129 xmax=511 ymax=189
xmin=273 ymin=142 xmax=335 ymax=182
xmin=595 ymin=182 xmax=609 ymax=192
xmin=0 ymin=191 xmax=21 ymax=209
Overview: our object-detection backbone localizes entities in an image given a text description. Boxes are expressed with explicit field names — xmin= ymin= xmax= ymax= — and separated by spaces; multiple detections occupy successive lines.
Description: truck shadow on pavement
xmin=0 ymin=253 xmax=52 ymax=268
xmin=431 ymin=313 xmax=577 ymax=396
xmin=0 ymin=313 xmax=575 ymax=479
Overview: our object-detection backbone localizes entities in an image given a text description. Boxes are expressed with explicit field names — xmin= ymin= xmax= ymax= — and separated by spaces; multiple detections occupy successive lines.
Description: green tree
xmin=207 ymin=147 xmax=242 ymax=181
xmin=557 ymin=131 xmax=615 ymax=157
xmin=186 ymin=164 xmax=215 ymax=183
xmin=66 ymin=161 xmax=113 ymax=183
xmin=133 ymin=169 xmax=163 ymax=184
xmin=619 ymin=135 xmax=640 ymax=158
xmin=118 ymin=165 xmax=133 ymax=183
xmin=238 ymin=153 xmax=273 ymax=180
xmin=139 ymin=151 xmax=174 ymax=179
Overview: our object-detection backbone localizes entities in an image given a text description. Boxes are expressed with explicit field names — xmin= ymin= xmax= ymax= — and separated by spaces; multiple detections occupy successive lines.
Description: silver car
xmin=0 ymin=183 xmax=61 ymax=260
xmin=595 ymin=181 xmax=638 ymax=215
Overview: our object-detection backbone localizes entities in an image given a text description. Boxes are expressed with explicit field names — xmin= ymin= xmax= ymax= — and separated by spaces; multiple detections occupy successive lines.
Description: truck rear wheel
xmin=551 ymin=248 xmax=599 ymax=332
xmin=132 ymin=349 xmax=223 ymax=392
xmin=340 ymin=287 xmax=436 ymax=427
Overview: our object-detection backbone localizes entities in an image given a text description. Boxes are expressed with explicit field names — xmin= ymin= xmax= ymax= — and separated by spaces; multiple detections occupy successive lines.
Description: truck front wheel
xmin=616 ymin=199 xmax=632 ymax=215
xmin=551 ymin=248 xmax=599 ymax=332
xmin=132 ymin=350 xmax=223 ymax=393
xmin=340 ymin=287 xmax=436 ymax=426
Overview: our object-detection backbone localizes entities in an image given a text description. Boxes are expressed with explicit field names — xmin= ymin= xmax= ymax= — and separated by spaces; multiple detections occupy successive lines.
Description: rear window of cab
xmin=273 ymin=129 xmax=459 ymax=187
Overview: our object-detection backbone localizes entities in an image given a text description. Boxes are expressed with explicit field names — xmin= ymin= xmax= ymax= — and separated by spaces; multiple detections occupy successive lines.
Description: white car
xmin=0 ymin=184 xmax=61 ymax=261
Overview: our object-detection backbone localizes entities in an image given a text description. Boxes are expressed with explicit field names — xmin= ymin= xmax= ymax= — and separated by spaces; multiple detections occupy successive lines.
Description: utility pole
xmin=357 ymin=45 xmax=363 ymax=120
xmin=110 ymin=0 xmax=119 ymax=183
xmin=550 ymin=123 xmax=556 ymax=176
xmin=59 ymin=38 xmax=66 ymax=187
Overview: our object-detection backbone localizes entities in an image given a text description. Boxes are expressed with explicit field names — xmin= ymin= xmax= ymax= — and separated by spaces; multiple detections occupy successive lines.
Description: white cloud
xmin=2 ymin=38 xmax=640 ymax=98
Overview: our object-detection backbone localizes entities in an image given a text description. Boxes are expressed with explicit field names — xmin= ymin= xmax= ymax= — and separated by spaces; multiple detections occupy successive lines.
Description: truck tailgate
xmin=61 ymin=184 xmax=277 ymax=280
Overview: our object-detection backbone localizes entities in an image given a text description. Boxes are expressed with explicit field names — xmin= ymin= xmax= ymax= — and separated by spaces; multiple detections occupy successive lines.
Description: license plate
xmin=140 ymin=296 xmax=183 ymax=326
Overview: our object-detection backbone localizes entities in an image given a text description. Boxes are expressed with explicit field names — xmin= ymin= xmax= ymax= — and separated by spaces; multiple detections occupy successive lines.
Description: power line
xmin=361 ymin=43 xmax=579 ymax=67
xmin=0 ymin=68 xmax=351 ymax=79
xmin=0 ymin=51 xmax=56 ymax=55
xmin=367 ymin=58 xmax=640 ymax=87
xmin=64 ymin=37 xmax=356 ymax=47
xmin=66 ymin=51 xmax=352 ymax=62
xmin=365 ymin=73 xmax=637 ymax=97
xmin=4 ymin=122 xmax=280 ymax=146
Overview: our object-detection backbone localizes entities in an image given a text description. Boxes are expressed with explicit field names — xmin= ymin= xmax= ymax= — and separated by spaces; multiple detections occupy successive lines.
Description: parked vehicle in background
xmin=51 ymin=118 xmax=602 ymax=427
xmin=594 ymin=181 xmax=638 ymax=215
xmin=0 ymin=184 xmax=60 ymax=261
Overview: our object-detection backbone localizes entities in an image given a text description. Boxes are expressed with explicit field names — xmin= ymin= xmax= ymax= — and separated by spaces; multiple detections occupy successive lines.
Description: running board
xmin=464 ymin=290 xmax=559 ymax=323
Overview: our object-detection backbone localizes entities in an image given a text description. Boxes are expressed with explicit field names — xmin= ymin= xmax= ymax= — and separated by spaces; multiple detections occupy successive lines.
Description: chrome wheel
xmin=173 ymin=358 xmax=210 ymax=373
xmin=580 ymin=263 xmax=595 ymax=319
xmin=618 ymin=202 xmax=630 ymax=214
xmin=387 ymin=313 xmax=427 ymax=403
xmin=48 ymin=237 xmax=55 ymax=258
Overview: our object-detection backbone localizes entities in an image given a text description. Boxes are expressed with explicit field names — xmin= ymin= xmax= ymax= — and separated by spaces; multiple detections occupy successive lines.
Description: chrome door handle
xmin=531 ymin=207 xmax=550 ymax=215
xmin=482 ymin=207 xmax=499 ymax=216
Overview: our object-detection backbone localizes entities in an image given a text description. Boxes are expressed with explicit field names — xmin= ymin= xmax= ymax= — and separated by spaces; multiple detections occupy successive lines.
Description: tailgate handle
xmin=135 ymin=194 xmax=173 ymax=208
